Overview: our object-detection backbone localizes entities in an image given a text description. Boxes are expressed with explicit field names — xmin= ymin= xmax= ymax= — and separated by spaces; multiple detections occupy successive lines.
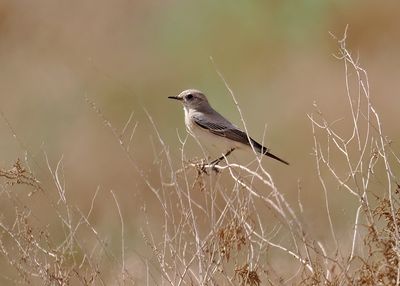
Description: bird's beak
xmin=168 ymin=95 xmax=182 ymax=101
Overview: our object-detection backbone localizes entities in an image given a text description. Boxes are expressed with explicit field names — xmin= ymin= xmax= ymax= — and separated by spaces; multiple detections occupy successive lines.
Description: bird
xmin=168 ymin=89 xmax=289 ymax=166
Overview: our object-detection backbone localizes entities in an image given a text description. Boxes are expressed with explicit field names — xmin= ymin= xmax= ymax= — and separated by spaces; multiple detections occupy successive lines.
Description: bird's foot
xmin=195 ymin=160 xmax=220 ymax=174
xmin=193 ymin=159 xmax=210 ymax=174
xmin=192 ymin=157 xmax=223 ymax=174
xmin=209 ymin=160 xmax=221 ymax=173
xmin=199 ymin=161 xmax=209 ymax=174
xmin=210 ymin=163 xmax=220 ymax=173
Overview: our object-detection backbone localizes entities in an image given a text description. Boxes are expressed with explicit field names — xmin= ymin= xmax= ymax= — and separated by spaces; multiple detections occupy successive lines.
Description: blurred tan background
xmin=0 ymin=0 xmax=399 ymax=283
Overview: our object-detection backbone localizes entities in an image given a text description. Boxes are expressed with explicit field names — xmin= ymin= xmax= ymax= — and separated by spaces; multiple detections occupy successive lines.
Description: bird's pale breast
xmin=184 ymin=110 xmax=242 ymax=153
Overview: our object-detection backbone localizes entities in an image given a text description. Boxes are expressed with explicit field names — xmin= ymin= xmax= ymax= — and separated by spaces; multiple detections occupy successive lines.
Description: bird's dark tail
xmin=263 ymin=150 xmax=289 ymax=165
xmin=250 ymin=138 xmax=289 ymax=165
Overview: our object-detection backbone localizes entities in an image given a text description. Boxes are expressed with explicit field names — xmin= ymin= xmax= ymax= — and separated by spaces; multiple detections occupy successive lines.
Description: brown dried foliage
xmin=353 ymin=187 xmax=400 ymax=285
xmin=0 ymin=158 xmax=42 ymax=194
xmin=235 ymin=263 xmax=261 ymax=286
xmin=217 ymin=217 xmax=247 ymax=262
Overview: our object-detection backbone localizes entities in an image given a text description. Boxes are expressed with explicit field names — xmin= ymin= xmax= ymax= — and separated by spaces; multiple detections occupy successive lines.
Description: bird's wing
xmin=192 ymin=115 xmax=251 ymax=146
xmin=192 ymin=114 xmax=289 ymax=165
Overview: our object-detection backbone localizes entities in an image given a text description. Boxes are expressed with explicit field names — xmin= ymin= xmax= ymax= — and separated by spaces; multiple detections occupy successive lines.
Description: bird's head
xmin=168 ymin=89 xmax=210 ymax=111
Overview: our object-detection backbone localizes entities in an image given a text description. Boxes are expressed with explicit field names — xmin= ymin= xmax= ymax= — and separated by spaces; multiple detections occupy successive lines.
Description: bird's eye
xmin=186 ymin=94 xmax=193 ymax=100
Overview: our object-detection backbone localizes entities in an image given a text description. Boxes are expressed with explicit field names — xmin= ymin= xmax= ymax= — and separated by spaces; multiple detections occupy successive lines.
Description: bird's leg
xmin=209 ymin=148 xmax=235 ymax=170
xmin=199 ymin=158 xmax=209 ymax=174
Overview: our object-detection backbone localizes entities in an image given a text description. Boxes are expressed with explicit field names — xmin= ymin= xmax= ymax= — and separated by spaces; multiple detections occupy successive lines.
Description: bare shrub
xmin=0 ymin=157 xmax=136 ymax=285
xmin=142 ymin=28 xmax=399 ymax=285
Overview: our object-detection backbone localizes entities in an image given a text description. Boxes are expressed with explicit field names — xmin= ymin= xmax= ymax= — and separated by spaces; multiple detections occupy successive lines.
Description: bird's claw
xmin=211 ymin=163 xmax=220 ymax=173
xmin=196 ymin=160 xmax=220 ymax=174
xmin=199 ymin=162 xmax=208 ymax=174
